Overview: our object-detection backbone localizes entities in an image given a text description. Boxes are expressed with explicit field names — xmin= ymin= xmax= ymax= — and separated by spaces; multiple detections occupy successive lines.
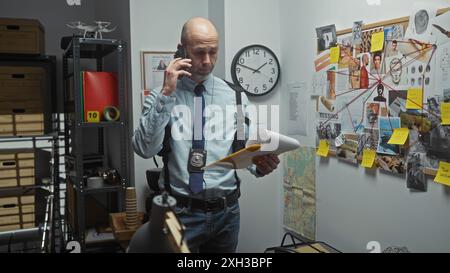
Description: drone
xmin=66 ymin=21 xmax=116 ymax=39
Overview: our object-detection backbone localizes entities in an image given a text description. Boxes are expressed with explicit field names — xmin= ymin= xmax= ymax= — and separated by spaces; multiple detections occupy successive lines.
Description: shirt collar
xmin=181 ymin=74 xmax=214 ymax=94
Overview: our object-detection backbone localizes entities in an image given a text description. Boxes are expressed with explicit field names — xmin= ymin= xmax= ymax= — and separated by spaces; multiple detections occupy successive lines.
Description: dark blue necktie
xmin=189 ymin=84 xmax=206 ymax=194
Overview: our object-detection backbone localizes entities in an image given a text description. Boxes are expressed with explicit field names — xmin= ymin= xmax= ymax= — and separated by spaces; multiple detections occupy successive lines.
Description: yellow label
xmin=317 ymin=140 xmax=330 ymax=157
xmin=361 ymin=149 xmax=376 ymax=168
xmin=434 ymin=161 xmax=450 ymax=186
xmin=87 ymin=111 xmax=100 ymax=123
xmin=441 ymin=103 xmax=450 ymax=125
xmin=370 ymin=31 xmax=385 ymax=52
xmin=405 ymin=88 xmax=423 ymax=110
xmin=330 ymin=46 xmax=340 ymax=64
xmin=388 ymin=128 xmax=409 ymax=145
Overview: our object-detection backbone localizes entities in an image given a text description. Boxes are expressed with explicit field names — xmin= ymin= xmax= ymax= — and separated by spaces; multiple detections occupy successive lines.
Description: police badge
xmin=188 ymin=149 xmax=207 ymax=173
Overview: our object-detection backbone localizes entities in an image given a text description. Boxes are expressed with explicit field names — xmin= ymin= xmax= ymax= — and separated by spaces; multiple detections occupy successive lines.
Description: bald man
xmin=132 ymin=17 xmax=279 ymax=253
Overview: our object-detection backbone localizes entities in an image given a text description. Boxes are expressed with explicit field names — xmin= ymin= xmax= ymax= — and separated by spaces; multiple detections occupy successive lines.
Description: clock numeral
xmin=245 ymin=51 xmax=250 ymax=57
xmin=239 ymin=77 xmax=244 ymax=84
xmin=254 ymin=87 xmax=259 ymax=93
xmin=263 ymin=84 xmax=267 ymax=91
xmin=272 ymin=68 xmax=276 ymax=74
xmin=236 ymin=67 xmax=241 ymax=74
xmin=253 ymin=49 xmax=260 ymax=55
xmin=239 ymin=58 xmax=245 ymax=64
xmin=269 ymin=59 xmax=274 ymax=65
xmin=246 ymin=84 xmax=250 ymax=91
xmin=263 ymin=51 xmax=267 ymax=57
xmin=269 ymin=78 xmax=274 ymax=84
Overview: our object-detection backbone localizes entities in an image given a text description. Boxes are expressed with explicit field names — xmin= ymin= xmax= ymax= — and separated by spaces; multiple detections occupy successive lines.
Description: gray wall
xmin=0 ymin=0 xmax=96 ymax=112
xmin=93 ymin=0 xmax=134 ymax=184
xmin=279 ymin=0 xmax=450 ymax=253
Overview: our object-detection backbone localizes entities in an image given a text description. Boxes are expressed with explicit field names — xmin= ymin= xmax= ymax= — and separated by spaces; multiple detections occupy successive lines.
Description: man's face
xmin=185 ymin=34 xmax=218 ymax=81
xmin=374 ymin=56 xmax=381 ymax=68
xmin=391 ymin=42 xmax=398 ymax=51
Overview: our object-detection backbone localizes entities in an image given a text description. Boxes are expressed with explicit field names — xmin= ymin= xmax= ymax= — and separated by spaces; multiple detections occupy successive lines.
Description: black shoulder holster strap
xmin=158 ymin=80 xmax=250 ymax=194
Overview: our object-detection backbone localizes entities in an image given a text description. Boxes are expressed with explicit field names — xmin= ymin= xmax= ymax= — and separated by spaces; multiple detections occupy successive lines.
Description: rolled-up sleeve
xmin=132 ymin=89 xmax=176 ymax=159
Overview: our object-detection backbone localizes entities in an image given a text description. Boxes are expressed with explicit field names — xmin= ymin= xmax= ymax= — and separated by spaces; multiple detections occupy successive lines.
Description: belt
xmin=174 ymin=189 xmax=240 ymax=212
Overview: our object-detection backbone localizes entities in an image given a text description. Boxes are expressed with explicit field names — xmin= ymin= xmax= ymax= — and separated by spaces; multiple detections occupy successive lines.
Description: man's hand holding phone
xmin=161 ymin=46 xmax=192 ymax=96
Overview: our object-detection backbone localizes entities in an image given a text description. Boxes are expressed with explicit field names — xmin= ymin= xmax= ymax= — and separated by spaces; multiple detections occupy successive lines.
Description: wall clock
xmin=231 ymin=44 xmax=281 ymax=96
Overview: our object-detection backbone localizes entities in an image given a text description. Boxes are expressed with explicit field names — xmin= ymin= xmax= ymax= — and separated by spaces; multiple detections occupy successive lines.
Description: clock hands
xmin=237 ymin=63 xmax=260 ymax=73
xmin=253 ymin=62 xmax=268 ymax=74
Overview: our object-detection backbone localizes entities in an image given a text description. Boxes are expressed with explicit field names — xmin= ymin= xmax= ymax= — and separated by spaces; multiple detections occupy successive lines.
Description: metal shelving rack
xmin=0 ymin=54 xmax=64 ymax=253
xmin=62 ymin=38 xmax=129 ymax=250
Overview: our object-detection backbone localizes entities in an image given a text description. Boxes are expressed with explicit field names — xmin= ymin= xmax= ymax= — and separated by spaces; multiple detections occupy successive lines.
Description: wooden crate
xmin=0 ymin=195 xmax=36 ymax=232
xmin=0 ymin=18 xmax=45 ymax=55
xmin=0 ymin=66 xmax=52 ymax=135
xmin=0 ymin=148 xmax=50 ymax=189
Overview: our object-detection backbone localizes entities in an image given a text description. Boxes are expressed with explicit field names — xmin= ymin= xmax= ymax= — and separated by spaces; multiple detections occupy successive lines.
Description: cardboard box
xmin=0 ymin=18 xmax=45 ymax=55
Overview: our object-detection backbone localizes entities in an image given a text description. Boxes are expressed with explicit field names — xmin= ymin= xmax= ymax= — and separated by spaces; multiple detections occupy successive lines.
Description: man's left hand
xmin=253 ymin=154 xmax=280 ymax=176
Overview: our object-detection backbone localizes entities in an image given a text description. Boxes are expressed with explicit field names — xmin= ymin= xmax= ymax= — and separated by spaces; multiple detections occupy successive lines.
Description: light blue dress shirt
xmin=132 ymin=74 xmax=259 ymax=200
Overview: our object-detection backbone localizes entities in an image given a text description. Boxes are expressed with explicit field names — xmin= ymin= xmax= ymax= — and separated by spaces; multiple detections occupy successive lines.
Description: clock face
xmin=231 ymin=45 xmax=281 ymax=96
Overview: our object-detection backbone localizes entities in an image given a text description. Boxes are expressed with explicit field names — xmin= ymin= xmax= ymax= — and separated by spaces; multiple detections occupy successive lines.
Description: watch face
xmin=231 ymin=45 xmax=280 ymax=96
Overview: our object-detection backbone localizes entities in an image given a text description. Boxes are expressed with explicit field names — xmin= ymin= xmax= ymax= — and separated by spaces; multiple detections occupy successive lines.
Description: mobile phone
xmin=174 ymin=44 xmax=187 ymax=59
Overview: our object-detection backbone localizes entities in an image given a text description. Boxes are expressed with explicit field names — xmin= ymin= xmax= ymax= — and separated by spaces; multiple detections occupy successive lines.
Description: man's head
xmin=181 ymin=17 xmax=219 ymax=83
xmin=373 ymin=52 xmax=382 ymax=69
xmin=391 ymin=40 xmax=398 ymax=50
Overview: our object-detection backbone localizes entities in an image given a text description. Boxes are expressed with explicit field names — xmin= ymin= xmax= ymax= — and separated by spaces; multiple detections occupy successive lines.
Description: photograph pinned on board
xmin=388 ymin=90 xmax=407 ymax=117
xmin=376 ymin=155 xmax=406 ymax=174
xmin=377 ymin=117 xmax=401 ymax=156
xmin=326 ymin=65 xmax=337 ymax=100
xmin=436 ymin=44 xmax=450 ymax=97
xmin=352 ymin=21 xmax=363 ymax=45
xmin=385 ymin=24 xmax=404 ymax=57
xmin=406 ymin=152 xmax=427 ymax=192
xmin=336 ymin=133 xmax=359 ymax=164
xmin=316 ymin=24 xmax=337 ymax=52
xmin=400 ymin=111 xmax=431 ymax=154
xmin=358 ymin=128 xmax=379 ymax=153
xmin=445 ymin=89 xmax=450 ymax=103
xmin=365 ymin=102 xmax=381 ymax=129
xmin=357 ymin=27 xmax=384 ymax=54
xmin=338 ymin=34 xmax=356 ymax=69
xmin=336 ymin=94 xmax=365 ymax=134
xmin=406 ymin=60 xmax=432 ymax=89
xmin=312 ymin=70 xmax=328 ymax=97
xmin=370 ymin=51 xmax=385 ymax=76
xmin=404 ymin=3 xmax=438 ymax=44
xmin=422 ymin=97 xmax=450 ymax=161
xmin=316 ymin=113 xmax=342 ymax=151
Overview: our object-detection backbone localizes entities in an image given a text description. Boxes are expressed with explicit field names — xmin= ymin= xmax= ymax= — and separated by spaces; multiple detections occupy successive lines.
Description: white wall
xmin=222 ymin=0 xmax=284 ymax=253
xmin=280 ymin=0 xmax=450 ymax=252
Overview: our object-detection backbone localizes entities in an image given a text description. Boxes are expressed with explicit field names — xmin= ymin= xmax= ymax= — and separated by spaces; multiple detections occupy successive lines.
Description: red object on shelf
xmin=82 ymin=71 xmax=118 ymax=122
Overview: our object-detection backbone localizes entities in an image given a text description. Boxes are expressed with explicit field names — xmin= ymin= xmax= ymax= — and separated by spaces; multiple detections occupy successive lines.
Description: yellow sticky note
xmin=330 ymin=46 xmax=340 ymax=64
xmin=387 ymin=128 xmax=409 ymax=145
xmin=441 ymin=103 xmax=450 ymax=125
xmin=406 ymin=88 xmax=423 ymax=110
xmin=317 ymin=140 xmax=330 ymax=157
xmin=361 ymin=149 xmax=376 ymax=168
xmin=370 ymin=32 xmax=385 ymax=52
xmin=434 ymin=161 xmax=450 ymax=186
xmin=87 ymin=111 xmax=100 ymax=123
